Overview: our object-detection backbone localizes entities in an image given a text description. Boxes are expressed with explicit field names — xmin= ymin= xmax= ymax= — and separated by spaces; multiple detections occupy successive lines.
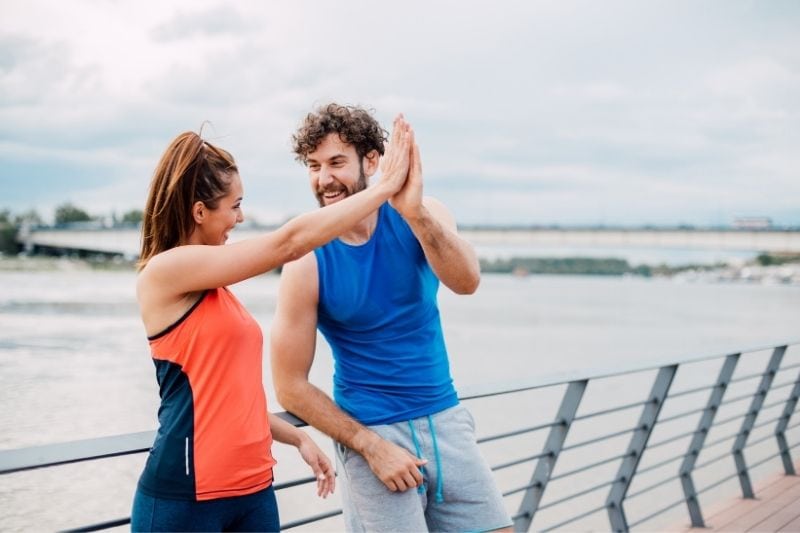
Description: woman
xmin=131 ymin=116 xmax=413 ymax=531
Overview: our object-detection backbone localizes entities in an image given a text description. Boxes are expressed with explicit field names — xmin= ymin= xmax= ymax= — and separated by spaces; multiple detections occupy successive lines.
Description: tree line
xmin=0 ymin=203 xmax=143 ymax=255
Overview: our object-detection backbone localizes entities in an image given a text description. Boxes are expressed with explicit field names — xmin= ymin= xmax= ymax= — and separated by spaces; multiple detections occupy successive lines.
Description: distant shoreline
xmin=3 ymin=253 xmax=799 ymax=284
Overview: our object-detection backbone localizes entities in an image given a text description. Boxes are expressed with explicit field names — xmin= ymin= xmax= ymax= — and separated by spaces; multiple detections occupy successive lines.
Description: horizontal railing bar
xmin=647 ymin=428 xmax=698 ymax=450
xmin=702 ymin=429 xmax=739 ymax=449
xmin=459 ymin=340 xmax=798 ymax=401
xmin=694 ymin=449 xmax=731 ymax=471
xmin=696 ymin=471 xmax=739 ymax=495
xmin=573 ymin=399 xmax=649 ymax=421
xmin=0 ymin=431 xmax=155 ymax=475
xmin=491 ymin=452 xmax=550 ymax=472
xmin=779 ymin=362 xmax=800 ymax=372
xmin=745 ymin=432 xmax=778 ymax=448
xmin=713 ymin=411 xmax=749 ymax=427
xmin=751 ymin=413 xmax=787 ymax=430
xmin=729 ymin=371 xmax=770 ymax=384
xmin=549 ymin=452 xmax=633 ymax=481
xmin=62 ymin=517 xmax=130 ymax=532
xmin=561 ymin=426 xmax=640 ymax=451
xmin=668 ymin=382 xmax=717 ymax=399
xmin=273 ymin=475 xmax=317 ymax=491
xmin=539 ymin=503 xmax=608 ymax=532
xmin=503 ymin=480 xmax=542 ymax=497
xmin=657 ymin=405 xmax=710 ymax=424
xmin=628 ymin=496 xmax=685 ymax=528
xmin=769 ymin=379 xmax=799 ymax=391
xmin=635 ymin=450 xmax=684 ymax=475
xmin=760 ymin=398 xmax=793 ymax=411
xmin=477 ymin=421 xmax=558 ymax=444
xmin=747 ymin=450 xmax=782 ymax=471
xmin=0 ymin=412 xmax=304 ymax=475
xmin=281 ymin=509 xmax=343 ymax=530
xmin=721 ymin=390 xmax=763 ymax=405
xmin=627 ymin=475 xmax=676 ymax=500
xmin=536 ymin=479 xmax=615 ymax=510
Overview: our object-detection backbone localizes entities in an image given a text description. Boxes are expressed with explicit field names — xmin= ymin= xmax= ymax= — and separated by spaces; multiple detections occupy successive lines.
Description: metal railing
xmin=1 ymin=340 xmax=798 ymax=531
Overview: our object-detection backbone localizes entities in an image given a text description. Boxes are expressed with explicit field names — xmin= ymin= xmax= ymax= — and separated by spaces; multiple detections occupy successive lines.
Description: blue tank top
xmin=314 ymin=203 xmax=459 ymax=425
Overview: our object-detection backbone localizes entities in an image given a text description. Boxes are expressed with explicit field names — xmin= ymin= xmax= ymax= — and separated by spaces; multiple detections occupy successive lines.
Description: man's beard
xmin=316 ymin=163 xmax=368 ymax=207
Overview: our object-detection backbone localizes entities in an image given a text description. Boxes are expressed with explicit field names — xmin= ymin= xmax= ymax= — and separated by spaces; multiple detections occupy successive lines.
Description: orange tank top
xmin=137 ymin=287 xmax=276 ymax=501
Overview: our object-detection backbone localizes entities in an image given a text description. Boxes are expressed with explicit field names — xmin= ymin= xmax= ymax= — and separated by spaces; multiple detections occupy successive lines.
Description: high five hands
xmin=387 ymin=116 xmax=423 ymax=219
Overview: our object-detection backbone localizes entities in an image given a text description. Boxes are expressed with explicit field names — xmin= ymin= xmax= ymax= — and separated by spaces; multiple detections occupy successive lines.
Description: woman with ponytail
xmin=131 ymin=116 xmax=413 ymax=532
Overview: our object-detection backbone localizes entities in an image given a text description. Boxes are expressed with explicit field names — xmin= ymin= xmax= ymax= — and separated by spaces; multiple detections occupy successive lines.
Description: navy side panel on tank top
xmin=314 ymin=203 xmax=458 ymax=425
xmin=138 ymin=360 xmax=196 ymax=499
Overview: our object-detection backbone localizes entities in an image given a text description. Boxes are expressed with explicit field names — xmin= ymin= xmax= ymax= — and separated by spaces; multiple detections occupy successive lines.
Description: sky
xmin=1 ymin=0 xmax=799 ymax=227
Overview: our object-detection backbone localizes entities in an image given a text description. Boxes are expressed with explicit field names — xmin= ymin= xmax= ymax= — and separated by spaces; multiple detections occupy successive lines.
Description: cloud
xmin=150 ymin=5 xmax=257 ymax=42
xmin=2 ymin=0 xmax=799 ymax=225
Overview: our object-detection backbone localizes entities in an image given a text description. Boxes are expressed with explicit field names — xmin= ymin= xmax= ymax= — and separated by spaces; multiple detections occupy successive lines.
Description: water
xmin=1 ymin=265 xmax=798 ymax=531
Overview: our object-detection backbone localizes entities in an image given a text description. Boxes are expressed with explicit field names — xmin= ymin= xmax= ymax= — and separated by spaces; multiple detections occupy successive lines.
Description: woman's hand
xmin=390 ymin=141 xmax=423 ymax=220
xmin=379 ymin=114 xmax=414 ymax=194
xmin=297 ymin=435 xmax=336 ymax=498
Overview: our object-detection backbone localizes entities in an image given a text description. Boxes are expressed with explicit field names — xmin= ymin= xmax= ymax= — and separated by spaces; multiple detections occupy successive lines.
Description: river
xmin=0 ymin=264 xmax=798 ymax=531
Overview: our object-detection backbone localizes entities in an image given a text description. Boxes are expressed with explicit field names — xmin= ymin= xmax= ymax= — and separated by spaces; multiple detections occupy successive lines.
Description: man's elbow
xmin=452 ymin=270 xmax=480 ymax=295
xmin=273 ymin=376 xmax=299 ymax=411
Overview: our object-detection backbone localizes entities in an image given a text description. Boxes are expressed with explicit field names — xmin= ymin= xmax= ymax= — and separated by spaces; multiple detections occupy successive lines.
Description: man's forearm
xmin=404 ymin=205 xmax=480 ymax=294
xmin=280 ymin=380 xmax=378 ymax=455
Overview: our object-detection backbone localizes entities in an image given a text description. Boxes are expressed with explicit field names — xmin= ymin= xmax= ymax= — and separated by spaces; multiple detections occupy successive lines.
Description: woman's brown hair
xmin=138 ymin=132 xmax=238 ymax=270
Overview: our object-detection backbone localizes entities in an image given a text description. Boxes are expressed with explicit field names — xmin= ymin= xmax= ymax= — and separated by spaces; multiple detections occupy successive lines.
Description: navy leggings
xmin=131 ymin=485 xmax=279 ymax=532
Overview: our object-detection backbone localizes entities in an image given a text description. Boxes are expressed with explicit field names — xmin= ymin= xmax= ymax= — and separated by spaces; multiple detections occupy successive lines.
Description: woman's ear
xmin=192 ymin=201 xmax=206 ymax=224
xmin=363 ymin=150 xmax=380 ymax=177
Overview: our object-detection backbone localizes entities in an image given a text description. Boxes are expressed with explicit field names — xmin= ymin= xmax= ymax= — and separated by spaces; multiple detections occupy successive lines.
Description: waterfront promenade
xmin=684 ymin=460 xmax=800 ymax=531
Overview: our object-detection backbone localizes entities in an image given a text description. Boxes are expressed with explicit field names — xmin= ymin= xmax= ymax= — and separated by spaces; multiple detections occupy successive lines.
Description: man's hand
xmin=361 ymin=435 xmax=427 ymax=492
xmin=390 ymin=141 xmax=423 ymax=219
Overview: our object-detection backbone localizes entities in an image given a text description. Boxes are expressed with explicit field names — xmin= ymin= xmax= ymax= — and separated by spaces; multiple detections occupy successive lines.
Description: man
xmin=271 ymin=104 xmax=512 ymax=532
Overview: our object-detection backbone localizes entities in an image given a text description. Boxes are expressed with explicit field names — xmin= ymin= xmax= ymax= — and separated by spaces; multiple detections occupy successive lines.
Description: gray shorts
xmin=335 ymin=404 xmax=512 ymax=532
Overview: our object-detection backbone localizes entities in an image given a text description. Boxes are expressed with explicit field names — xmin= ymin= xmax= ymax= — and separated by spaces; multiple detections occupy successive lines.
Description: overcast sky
xmin=2 ymin=1 xmax=799 ymax=226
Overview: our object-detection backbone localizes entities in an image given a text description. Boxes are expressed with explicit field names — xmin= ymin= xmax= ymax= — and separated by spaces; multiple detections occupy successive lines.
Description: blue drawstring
xmin=427 ymin=415 xmax=444 ymax=503
xmin=408 ymin=421 xmax=426 ymax=494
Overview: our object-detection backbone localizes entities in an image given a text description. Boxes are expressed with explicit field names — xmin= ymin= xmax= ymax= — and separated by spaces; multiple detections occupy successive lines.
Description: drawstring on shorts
xmin=407 ymin=416 xmax=445 ymax=503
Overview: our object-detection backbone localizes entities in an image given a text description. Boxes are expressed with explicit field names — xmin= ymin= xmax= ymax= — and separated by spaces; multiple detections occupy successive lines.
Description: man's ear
xmin=363 ymin=150 xmax=380 ymax=177
xmin=192 ymin=201 xmax=206 ymax=224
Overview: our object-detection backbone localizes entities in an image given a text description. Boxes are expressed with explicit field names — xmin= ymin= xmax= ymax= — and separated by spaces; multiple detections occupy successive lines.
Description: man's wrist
xmin=350 ymin=427 xmax=381 ymax=458
xmin=400 ymin=204 xmax=429 ymax=226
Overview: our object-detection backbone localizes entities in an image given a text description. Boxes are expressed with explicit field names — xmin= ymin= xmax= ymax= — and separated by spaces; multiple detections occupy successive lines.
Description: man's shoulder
xmin=281 ymin=251 xmax=317 ymax=278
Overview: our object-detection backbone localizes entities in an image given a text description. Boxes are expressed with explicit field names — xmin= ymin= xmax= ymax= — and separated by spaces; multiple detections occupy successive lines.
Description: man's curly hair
xmin=292 ymin=103 xmax=388 ymax=164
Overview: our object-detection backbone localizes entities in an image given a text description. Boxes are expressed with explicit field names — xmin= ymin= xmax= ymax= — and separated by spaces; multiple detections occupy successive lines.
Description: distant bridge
xmin=16 ymin=226 xmax=800 ymax=258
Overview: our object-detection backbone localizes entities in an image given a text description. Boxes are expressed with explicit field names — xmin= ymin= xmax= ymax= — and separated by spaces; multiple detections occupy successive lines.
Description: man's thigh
xmin=424 ymin=405 xmax=513 ymax=532
xmin=336 ymin=440 xmax=428 ymax=532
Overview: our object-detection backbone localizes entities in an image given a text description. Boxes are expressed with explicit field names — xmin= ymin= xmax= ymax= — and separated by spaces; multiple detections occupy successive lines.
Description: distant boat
xmin=512 ymin=266 xmax=529 ymax=277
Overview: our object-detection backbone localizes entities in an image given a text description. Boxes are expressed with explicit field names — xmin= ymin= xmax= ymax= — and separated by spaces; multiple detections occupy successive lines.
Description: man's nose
xmin=318 ymin=166 xmax=334 ymax=185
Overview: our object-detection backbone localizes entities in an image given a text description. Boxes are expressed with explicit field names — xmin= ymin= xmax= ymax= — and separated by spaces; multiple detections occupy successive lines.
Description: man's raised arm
xmin=390 ymin=143 xmax=481 ymax=294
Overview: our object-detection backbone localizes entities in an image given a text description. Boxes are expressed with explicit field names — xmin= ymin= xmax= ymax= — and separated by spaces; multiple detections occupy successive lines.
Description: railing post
xmin=775 ymin=366 xmax=800 ymax=475
xmin=679 ymin=353 xmax=740 ymax=527
xmin=606 ymin=365 xmax=677 ymax=533
xmin=514 ymin=380 xmax=587 ymax=532
xmin=732 ymin=345 xmax=786 ymax=498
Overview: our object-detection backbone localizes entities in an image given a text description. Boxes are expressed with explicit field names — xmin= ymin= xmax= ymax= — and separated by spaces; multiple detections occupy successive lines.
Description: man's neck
xmin=337 ymin=208 xmax=379 ymax=245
